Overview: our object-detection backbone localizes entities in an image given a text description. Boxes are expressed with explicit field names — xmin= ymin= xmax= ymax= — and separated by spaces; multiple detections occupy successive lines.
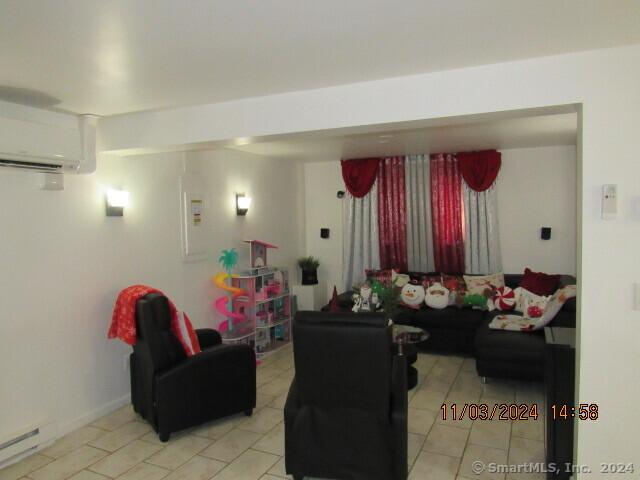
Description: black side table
xmin=393 ymin=325 xmax=429 ymax=390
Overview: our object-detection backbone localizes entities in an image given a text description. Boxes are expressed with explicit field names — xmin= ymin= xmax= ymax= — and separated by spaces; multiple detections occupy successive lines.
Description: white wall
xmin=302 ymin=145 xmax=577 ymax=291
xmin=303 ymin=162 xmax=344 ymax=295
xmin=22 ymin=44 xmax=640 ymax=470
xmin=497 ymin=145 xmax=576 ymax=275
xmin=0 ymin=148 xmax=303 ymax=450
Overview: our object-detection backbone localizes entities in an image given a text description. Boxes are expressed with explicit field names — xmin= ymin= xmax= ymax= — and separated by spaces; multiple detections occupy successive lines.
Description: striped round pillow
xmin=493 ymin=286 xmax=516 ymax=311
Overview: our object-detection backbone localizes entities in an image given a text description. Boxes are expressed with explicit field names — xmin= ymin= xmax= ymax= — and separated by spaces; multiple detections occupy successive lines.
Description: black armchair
xmin=130 ymin=293 xmax=256 ymax=442
xmin=284 ymin=311 xmax=408 ymax=480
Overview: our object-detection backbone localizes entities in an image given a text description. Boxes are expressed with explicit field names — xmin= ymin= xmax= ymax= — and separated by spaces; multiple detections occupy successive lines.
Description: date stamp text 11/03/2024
xmin=440 ymin=403 xmax=599 ymax=421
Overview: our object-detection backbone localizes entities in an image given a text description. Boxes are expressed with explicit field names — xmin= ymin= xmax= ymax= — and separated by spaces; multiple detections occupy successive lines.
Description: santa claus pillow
xmin=492 ymin=286 xmax=516 ymax=311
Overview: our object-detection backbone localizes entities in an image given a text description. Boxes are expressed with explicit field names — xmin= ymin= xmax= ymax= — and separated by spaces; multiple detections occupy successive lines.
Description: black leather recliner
xmin=130 ymin=293 xmax=256 ymax=442
xmin=284 ymin=311 xmax=408 ymax=480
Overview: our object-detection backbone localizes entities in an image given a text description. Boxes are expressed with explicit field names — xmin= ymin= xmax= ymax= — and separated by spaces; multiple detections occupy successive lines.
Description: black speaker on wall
xmin=320 ymin=228 xmax=330 ymax=239
xmin=541 ymin=227 xmax=552 ymax=240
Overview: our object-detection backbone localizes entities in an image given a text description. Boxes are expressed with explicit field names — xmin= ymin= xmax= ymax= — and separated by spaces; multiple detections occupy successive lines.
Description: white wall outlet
xmin=602 ymin=184 xmax=617 ymax=220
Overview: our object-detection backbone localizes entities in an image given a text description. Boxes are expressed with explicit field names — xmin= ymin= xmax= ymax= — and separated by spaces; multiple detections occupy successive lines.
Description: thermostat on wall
xmin=602 ymin=184 xmax=617 ymax=220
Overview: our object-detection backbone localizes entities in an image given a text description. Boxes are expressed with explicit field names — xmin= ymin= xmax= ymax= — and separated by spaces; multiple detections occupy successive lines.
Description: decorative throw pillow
xmin=492 ymin=286 xmax=516 ymax=311
xmin=172 ymin=312 xmax=201 ymax=357
xmin=514 ymin=287 xmax=550 ymax=317
xmin=424 ymin=282 xmax=450 ymax=309
xmin=532 ymin=284 xmax=577 ymax=329
xmin=519 ymin=268 xmax=561 ymax=296
xmin=400 ymin=282 xmax=425 ymax=309
xmin=365 ymin=269 xmax=394 ymax=287
xmin=463 ymin=273 xmax=505 ymax=295
xmin=420 ymin=274 xmax=443 ymax=290
xmin=391 ymin=270 xmax=411 ymax=287
xmin=441 ymin=274 xmax=467 ymax=305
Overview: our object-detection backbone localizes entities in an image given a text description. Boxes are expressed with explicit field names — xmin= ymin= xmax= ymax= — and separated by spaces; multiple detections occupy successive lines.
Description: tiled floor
xmin=1 ymin=345 xmax=545 ymax=480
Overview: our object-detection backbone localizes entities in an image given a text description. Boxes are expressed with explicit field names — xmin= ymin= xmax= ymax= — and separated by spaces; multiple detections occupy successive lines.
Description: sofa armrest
xmin=195 ymin=328 xmax=222 ymax=349
xmin=155 ymin=344 xmax=255 ymax=408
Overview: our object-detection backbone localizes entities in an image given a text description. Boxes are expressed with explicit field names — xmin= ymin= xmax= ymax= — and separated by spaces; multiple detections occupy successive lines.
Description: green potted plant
xmin=297 ymin=256 xmax=320 ymax=285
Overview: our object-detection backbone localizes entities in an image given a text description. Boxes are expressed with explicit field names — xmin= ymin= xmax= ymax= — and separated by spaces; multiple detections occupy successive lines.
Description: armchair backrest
xmin=135 ymin=293 xmax=186 ymax=373
xmin=292 ymin=311 xmax=392 ymax=413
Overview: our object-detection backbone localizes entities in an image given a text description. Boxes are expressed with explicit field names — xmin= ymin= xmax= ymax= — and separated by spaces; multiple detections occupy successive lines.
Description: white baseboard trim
xmin=57 ymin=393 xmax=132 ymax=438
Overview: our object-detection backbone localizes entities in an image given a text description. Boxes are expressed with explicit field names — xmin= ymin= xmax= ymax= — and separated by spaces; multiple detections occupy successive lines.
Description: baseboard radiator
xmin=0 ymin=425 xmax=43 ymax=465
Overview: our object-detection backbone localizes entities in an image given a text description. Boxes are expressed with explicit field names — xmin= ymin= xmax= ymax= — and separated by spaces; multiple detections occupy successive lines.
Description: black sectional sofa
xmin=325 ymin=273 xmax=576 ymax=381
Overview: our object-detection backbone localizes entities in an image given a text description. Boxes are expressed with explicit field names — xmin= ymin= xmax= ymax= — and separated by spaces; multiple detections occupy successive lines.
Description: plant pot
xmin=301 ymin=268 xmax=318 ymax=285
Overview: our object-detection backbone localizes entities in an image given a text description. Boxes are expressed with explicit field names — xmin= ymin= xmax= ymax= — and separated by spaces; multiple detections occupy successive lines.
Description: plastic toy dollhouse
xmin=219 ymin=240 xmax=292 ymax=360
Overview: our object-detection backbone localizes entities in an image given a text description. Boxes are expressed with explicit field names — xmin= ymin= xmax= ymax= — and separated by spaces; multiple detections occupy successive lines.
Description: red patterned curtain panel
xmin=340 ymin=157 xmax=380 ymax=198
xmin=430 ymin=153 xmax=464 ymax=273
xmin=377 ymin=156 xmax=407 ymax=271
xmin=457 ymin=150 xmax=501 ymax=192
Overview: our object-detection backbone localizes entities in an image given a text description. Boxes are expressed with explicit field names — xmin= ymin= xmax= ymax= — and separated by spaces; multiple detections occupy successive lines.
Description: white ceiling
xmin=225 ymin=111 xmax=577 ymax=161
xmin=0 ymin=1 xmax=639 ymax=116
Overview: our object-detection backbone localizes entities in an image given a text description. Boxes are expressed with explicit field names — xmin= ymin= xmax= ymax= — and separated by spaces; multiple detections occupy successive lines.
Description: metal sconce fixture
xmin=236 ymin=193 xmax=252 ymax=216
xmin=106 ymin=188 xmax=130 ymax=217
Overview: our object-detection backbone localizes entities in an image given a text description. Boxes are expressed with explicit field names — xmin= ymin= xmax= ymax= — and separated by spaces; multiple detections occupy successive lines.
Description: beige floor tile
xmin=449 ymin=371 xmax=484 ymax=396
xmin=212 ymin=449 xmax=279 ymax=480
xmin=257 ymin=379 xmax=291 ymax=397
xmin=237 ymin=408 xmax=283 ymax=435
xmin=468 ymin=419 xmax=511 ymax=450
xmin=41 ymin=427 xmax=107 ymax=460
xmin=511 ymin=417 xmax=544 ymax=442
xmin=409 ymin=451 xmax=460 ymax=480
xmin=268 ymin=392 xmax=288 ymax=410
xmin=256 ymin=367 xmax=281 ymax=386
xmin=408 ymin=408 xmax=438 ymax=435
xmin=162 ymin=456 xmax=226 ymax=480
xmin=480 ymin=381 xmax=516 ymax=403
xmin=29 ymin=446 xmax=108 ymax=480
xmin=423 ymin=424 xmax=469 ymax=458
xmin=420 ymin=374 xmax=454 ymax=395
xmin=89 ymin=440 xmax=162 ymax=478
xmin=89 ymin=422 xmax=151 ymax=453
xmin=116 ymin=463 xmax=169 ymax=480
xmin=459 ymin=444 xmax=507 ymax=480
xmin=255 ymin=394 xmax=276 ymax=411
xmin=91 ymin=406 xmax=138 ymax=432
xmin=266 ymin=457 xmax=291 ymax=478
xmin=461 ymin=358 xmax=477 ymax=373
xmin=199 ymin=429 xmax=262 ymax=463
xmin=409 ymin=389 xmax=447 ymax=411
xmin=407 ymin=433 xmax=426 ymax=468
xmin=145 ymin=435 xmax=211 ymax=470
xmin=506 ymin=437 xmax=545 ymax=479
xmin=252 ymin=423 xmax=284 ymax=456
xmin=67 ymin=471 xmax=109 ymax=480
xmin=259 ymin=475 xmax=282 ymax=480
xmin=190 ymin=415 xmax=245 ymax=441
xmin=0 ymin=454 xmax=53 ymax=480
xmin=436 ymin=405 xmax=474 ymax=430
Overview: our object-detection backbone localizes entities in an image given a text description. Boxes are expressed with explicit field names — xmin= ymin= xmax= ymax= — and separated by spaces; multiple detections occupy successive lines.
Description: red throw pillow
xmin=519 ymin=268 xmax=561 ymax=296
xmin=365 ymin=268 xmax=397 ymax=287
xmin=171 ymin=312 xmax=201 ymax=357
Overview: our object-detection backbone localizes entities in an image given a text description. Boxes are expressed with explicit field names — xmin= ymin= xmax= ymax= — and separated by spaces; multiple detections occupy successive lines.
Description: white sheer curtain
xmin=342 ymin=183 xmax=380 ymax=290
xmin=462 ymin=181 xmax=502 ymax=274
xmin=405 ymin=154 xmax=435 ymax=272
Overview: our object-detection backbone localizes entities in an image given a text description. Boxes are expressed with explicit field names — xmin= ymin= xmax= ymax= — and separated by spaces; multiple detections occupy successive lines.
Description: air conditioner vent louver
xmin=0 ymin=158 xmax=64 ymax=171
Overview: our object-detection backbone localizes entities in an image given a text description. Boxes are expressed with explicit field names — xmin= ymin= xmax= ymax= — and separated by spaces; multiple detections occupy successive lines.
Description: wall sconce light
xmin=106 ymin=188 xmax=130 ymax=217
xmin=236 ymin=193 xmax=252 ymax=216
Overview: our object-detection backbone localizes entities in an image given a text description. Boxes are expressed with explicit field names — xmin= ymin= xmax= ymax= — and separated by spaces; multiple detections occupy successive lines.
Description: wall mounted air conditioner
xmin=0 ymin=114 xmax=97 ymax=174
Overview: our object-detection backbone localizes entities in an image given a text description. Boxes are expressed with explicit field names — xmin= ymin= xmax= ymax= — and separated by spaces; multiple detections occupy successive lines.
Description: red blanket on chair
xmin=108 ymin=285 xmax=201 ymax=356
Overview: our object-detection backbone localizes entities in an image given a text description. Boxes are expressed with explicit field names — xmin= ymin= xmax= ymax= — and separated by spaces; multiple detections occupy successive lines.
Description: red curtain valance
xmin=341 ymin=157 xmax=380 ymax=197
xmin=457 ymin=150 xmax=501 ymax=192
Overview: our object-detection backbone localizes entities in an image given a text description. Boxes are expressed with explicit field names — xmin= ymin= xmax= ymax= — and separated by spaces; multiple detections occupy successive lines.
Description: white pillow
xmin=530 ymin=285 xmax=577 ymax=330
xmin=463 ymin=273 xmax=505 ymax=295
xmin=513 ymin=287 xmax=550 ymax=318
